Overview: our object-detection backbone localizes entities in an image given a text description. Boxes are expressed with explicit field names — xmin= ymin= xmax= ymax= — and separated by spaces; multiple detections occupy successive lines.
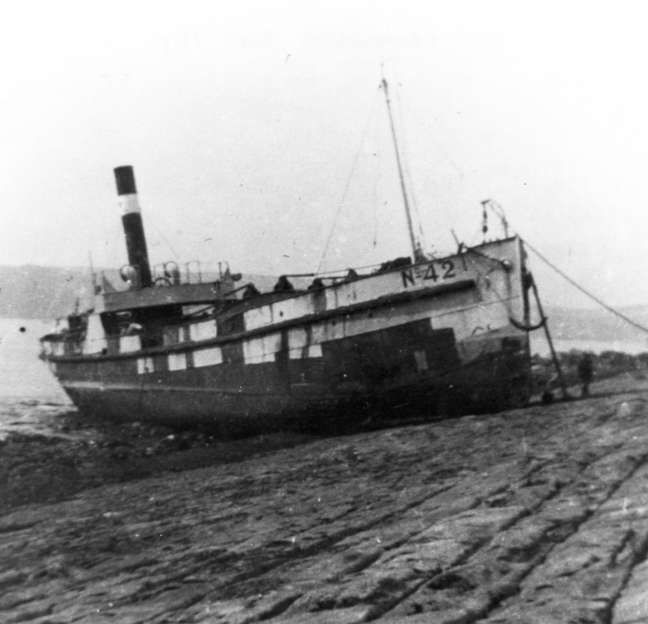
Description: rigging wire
xmin=151 ymin=222 xmax=180 ymax=261
xmin=524 ymin=239 xmax=648 ymax=335
xmin=370 ymin=103 xmax=383 ymax=250
xmin=143 ymin=201 xmax=181 ymax=261
xmin=370 ymin=173 xmax=380 ymax=249
xmin=393 ymin=75 xmax=429 ymax=254
xmin=316 ymin=91 xmax=380 ymax=273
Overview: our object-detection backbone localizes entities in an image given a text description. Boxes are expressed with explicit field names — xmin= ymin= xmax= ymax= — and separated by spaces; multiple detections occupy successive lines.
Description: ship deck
xmin=2 ymin=374 xmax=648 ymax=623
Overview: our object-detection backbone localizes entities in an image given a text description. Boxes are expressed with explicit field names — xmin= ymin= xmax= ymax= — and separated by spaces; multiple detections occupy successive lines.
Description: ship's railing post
xmin=184 ymin=260 xmax=202 ymax=284
xmin=163 ymin=261 xmax=181 ymax=285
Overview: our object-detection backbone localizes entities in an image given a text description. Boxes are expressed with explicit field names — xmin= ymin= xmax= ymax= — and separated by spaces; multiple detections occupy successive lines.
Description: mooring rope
xmin=524 ymin=239 xmax=648 ymax=335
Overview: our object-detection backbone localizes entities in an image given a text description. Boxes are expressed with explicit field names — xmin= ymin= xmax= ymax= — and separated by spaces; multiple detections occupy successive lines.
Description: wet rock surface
xmin=0 ymin=412 xmax=316 ymax=513
xmin=3 ymin=376 xmax=648 ymax=622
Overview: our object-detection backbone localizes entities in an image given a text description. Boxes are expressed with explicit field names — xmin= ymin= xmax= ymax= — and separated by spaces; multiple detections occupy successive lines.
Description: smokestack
xmin=114 ymin=165 xmax=152 ymax=288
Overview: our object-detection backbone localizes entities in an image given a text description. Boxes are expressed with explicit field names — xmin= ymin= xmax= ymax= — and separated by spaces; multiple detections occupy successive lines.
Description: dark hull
xmin=56 ymin=333 xmax=530 ymax=434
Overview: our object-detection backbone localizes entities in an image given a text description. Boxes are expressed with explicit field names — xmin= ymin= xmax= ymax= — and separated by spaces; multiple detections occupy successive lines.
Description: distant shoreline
xmin=532 ymin=337 xmax=648 ymax=356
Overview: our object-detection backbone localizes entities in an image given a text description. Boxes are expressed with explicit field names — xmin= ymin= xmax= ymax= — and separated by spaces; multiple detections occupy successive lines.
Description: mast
xmin=88 ymin=251 xmax=98 ymax=296
xmin=380 ymin=78 xmax=425 ymax=263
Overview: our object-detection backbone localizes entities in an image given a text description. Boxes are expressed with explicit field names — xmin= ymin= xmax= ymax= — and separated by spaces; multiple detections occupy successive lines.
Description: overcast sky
xmin=2 ymin=0 xmax=648 ymax=308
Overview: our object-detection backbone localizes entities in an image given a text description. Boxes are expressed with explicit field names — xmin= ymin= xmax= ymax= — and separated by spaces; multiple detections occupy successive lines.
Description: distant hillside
xmin=545 ymin=305 xmax=648 ymax=343
xmin=0 ymin=265 xmax=276 ymax=320
xmin=0 ymin=265 xmax=102 ymax=320
xmin=2 ymin=265 xmax=648 ymax=344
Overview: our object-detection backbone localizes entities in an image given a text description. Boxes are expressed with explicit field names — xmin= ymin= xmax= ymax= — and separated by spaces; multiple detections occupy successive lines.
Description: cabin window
xmin=141 ymin=333 xmax=164 ymax=349
xmin=137 ymin=357 xmax=154 ymax=374
xmin=217 ymin=313 xmax=245 ymax=336
xmin=168 ymin=352 xmax=187 ymax=371
xmin=310 ymin=344 xmax=322 ymax=357
xmin=106 ymin=336 xmax=120 ymax=355
xmin=120 ymin=335 xmax=141 ymax=353
xmin=414 ymin=349 xmax=429 ymax=372
xmin=221 ymin=343 xmax=243 ymax=364
xmin=243 ymin=334 xmax=280 ymax=364
xmin=189 ymin=319 xmax=217 ymax=342
xmin=193 ymin=346 xmax=223 ymax=367
xmin=163 ymin=326 xmax=181 ymax=346
xmin=287 ymin=328 xmax=322 ymax=359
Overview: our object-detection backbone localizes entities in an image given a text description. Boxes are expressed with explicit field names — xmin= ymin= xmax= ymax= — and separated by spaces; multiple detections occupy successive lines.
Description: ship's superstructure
xmin=40 ymin=167 xmax=532 ymax=430
xmin=40 ymin=83 xmax=534 ymax=431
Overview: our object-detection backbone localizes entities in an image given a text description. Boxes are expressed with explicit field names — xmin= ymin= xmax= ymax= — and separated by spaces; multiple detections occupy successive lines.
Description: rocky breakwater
xmin=3 ymin=376 xmax=648 ymax=623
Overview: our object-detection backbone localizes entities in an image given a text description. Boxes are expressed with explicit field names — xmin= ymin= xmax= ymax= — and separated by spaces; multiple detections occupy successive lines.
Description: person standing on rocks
xmin=578 ymin=352 xmax=594 ymax=397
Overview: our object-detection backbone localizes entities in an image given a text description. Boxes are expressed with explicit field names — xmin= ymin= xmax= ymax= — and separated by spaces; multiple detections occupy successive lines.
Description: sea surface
xmin=1 ymin=317 xmax=646 ymax=439
xmin=0 ymin=318 xmax=71 ymax=439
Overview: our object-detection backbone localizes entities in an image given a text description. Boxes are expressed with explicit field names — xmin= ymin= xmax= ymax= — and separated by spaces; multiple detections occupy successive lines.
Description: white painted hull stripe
xmin=63 ymin=381 xmax=286 ymax=396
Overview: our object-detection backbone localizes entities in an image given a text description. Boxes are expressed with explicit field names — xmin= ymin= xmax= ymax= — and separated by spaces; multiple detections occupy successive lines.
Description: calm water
xmin=0 ymin=318 xmax=71 ymax=438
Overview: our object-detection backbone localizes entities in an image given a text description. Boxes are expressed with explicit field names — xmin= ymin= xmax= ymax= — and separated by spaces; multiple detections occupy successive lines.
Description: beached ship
xmin=40 ymin=81 xmax=534 ymax=432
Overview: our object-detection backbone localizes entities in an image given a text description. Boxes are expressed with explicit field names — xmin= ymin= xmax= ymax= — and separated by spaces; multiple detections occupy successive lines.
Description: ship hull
xmin=58 ymin=338 xmax=529 ymax=433
xmin=44 ymin=238 xmax=532 ymax=433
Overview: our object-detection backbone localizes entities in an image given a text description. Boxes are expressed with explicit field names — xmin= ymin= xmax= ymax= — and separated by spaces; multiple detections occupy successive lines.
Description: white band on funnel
xmin=118 ymin=193 xmax=141 ymax=215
